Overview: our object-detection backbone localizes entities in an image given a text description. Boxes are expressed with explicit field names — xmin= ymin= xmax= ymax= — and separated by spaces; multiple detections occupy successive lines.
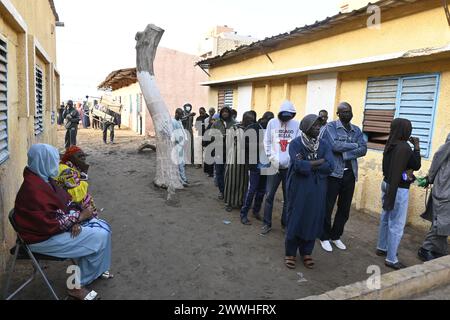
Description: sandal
xmin=303 ymin=256 xmax=315 ymax=269
xmin=101 ymin=271 xmax=114 ymax=279
xmin=67 ymin=288 xmax=99 ymax=300
xmin=285 ymin=256 xmax=296 ymax=269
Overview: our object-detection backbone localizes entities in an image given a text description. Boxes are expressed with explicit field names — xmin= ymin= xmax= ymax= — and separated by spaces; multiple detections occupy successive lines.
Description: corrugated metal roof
xmin=49 ymin=0 xmax=59 ymax=21
xmin=98 ymin=68 xmax=137 ymax=91
xmin=196 ymin=0 xmax=435 ymax=67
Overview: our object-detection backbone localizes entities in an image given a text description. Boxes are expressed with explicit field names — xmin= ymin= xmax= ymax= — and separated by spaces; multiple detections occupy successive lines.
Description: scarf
xmin=300 ymin=131 xmax=320 ymax=160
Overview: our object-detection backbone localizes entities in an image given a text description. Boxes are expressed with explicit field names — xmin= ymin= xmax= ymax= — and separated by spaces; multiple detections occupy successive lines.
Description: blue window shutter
xmin=129 ymin=94 xmax=132 ymax=113
xmin=0 ymin=38 xmax=8 ymax=164
xmin=136 ymin=94 xmax=140 ymax=113
xmin=397 ymin=74 xmax=439 ymax=158
xmin=363 ymin=77 xmax=399 ymax=149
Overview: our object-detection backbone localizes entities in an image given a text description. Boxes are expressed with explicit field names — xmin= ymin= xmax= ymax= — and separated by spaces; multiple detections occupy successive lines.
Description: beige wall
xmin=0 ymin=0 xmax=59 ymax=270
xmin=112 ymin=47 xmax=209 ymax=136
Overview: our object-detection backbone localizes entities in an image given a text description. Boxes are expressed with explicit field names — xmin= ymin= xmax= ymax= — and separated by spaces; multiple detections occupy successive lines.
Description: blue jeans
xmin=377 ymin=182 xmax=410 ymax=264
xmin=178 ymin=163 xmax=187 ymax=184
xmin=240 ymin=168 xmax=266 ymax=220
xmin=263 ymin=169 xmax=288 ymax=228
xmin=215 ymin=163 xmax=225 ymax=194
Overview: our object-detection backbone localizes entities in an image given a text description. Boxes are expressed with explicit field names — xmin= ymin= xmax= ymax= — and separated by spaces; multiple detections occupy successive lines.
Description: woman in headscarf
xmin=56 ymin=146 xmax=99 ymax=218
xmin=81 ymin=101 xmax=91 ymax=129
xmin=211 ymin=107 xmax=237 ymax=199
xmin=195 ymin=107 xmax=210 ymax=169
xmin=14 ymin=144 xmax=112 ymax=300
xmin=376 ymin=118 xmax=421 ymax=270
xmin=223 ymin=111 xmax=255 ymax=212
xmin=284 ymin=115 xmax=334 ymax=270
xmin=418 ymin=133 xmax=450 ymax=261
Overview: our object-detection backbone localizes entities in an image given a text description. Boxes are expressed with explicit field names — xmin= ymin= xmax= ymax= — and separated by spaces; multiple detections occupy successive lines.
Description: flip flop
xmin=101 ymin=271 xmax=114 ymax=279
xmin=83 ymin=290 xmax=99 ymax=300
xmin=67 ymin=289 xmax=99 ymax=301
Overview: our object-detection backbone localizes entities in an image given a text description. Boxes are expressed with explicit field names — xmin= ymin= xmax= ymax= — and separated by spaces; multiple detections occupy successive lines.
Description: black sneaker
xmin=418 ymin=247 xmax=437 ymax=262
xmin=385 ymin=261 xmax=407 ymax=270
xmin=241 ymin=218 xmax=251 ymax=226
xmin=260 ymin=225 xmax=272 ymax=235
xmin=376 ymin=249 xmax=387 ymax=257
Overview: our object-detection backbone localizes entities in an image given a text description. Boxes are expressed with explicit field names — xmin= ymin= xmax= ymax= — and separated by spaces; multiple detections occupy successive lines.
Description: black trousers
xmin=321 ymin=169 xmax=356 ymax=241
xmin=103 ymin=123 xmax=115 ymax=143
xmin=65 ymin=127 xmax=77 ymax=149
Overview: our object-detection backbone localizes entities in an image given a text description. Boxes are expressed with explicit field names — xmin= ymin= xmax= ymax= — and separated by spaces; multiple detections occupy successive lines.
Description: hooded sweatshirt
xmin=264 ymin=101 xmax=300 ymax=169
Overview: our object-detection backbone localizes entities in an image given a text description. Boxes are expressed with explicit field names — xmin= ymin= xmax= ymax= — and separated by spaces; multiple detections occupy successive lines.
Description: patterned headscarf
xmin=61 ymin=146 xmax=82 ymax=164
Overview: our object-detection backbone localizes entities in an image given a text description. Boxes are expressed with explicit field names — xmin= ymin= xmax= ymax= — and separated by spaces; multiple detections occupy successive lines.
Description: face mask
xmin=339 ymin=112 xmax=353 ymax=124
xmin=279 ymin=114 xmax=294 ymax=123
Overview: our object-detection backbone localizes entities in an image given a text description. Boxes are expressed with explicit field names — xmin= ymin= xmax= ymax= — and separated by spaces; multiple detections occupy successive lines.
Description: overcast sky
xmin=54 ymin=0 xmax=342 ymax=101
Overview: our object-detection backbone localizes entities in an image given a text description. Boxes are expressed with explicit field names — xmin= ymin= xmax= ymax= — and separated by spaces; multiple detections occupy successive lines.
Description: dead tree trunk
xmin=136 ymin=24 xmax=183 ymax=197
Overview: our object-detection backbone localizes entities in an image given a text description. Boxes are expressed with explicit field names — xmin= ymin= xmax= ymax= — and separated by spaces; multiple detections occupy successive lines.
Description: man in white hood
xmin=261 ymin=101 xmax=300 ymax=235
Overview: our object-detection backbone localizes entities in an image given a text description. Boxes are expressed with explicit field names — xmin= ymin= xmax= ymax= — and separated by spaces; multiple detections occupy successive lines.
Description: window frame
xmin=363 ymin=73 xmax=440 ymax=158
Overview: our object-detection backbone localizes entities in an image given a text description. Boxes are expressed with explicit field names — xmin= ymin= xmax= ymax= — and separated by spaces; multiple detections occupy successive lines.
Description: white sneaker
xmin=320 ymin=240 xmax=333 ymax=252
xmin=332 ymin=239 xmax=347 ymax=250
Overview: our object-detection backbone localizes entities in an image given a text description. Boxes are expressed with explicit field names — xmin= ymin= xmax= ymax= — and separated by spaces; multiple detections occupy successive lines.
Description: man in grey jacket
xmin=63 ymin=100 xmax=80 ymax=149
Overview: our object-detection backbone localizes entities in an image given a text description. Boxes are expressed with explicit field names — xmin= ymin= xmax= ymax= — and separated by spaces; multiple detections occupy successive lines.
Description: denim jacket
xmin=320 ymin=120 xmax=367 ymax=180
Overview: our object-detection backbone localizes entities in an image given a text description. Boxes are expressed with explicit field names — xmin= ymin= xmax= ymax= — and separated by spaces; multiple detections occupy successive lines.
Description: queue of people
xmin=178 ymin=100 xmax=448 ymax=271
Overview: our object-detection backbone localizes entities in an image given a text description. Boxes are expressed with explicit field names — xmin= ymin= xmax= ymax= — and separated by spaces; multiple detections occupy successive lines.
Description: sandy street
xmin=5 ymin=127 xmax=426 ymax=300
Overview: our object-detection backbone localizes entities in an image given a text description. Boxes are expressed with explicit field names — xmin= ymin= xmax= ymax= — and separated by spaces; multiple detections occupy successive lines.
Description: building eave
xmin=98 ymin=68 xmax=137 ymax=91
xmin=200 ymin=44 xmax=450 ymax=86
xmin=49 ymin=0 xmax=59 ymax=21
xmin=196 ymin=0 xmax=440 ymax=68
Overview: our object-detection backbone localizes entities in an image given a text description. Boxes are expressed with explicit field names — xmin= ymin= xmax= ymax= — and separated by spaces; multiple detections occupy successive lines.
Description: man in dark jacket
xmin=103 ymin=109 xmax=117 ymax=144
xmin=240 ymin=111 xmax=274 ymax=225
xmin=63 ymin=100 xmax=80 ymax=149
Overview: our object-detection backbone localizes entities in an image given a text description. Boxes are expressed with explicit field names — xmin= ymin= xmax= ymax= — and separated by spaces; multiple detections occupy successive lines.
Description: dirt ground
xmin=4 ymin=127 xmax=430 ymax=300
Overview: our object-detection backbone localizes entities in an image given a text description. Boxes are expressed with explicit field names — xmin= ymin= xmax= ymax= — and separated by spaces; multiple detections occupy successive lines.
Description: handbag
xmin=420 ymin=188 xmax=433 ymax=222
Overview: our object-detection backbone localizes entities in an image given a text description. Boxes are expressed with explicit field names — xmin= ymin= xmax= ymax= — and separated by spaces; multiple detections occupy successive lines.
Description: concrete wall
xmin=0 ymin=0 xmax=59 ymax=270
xmin=112 ymin=47 xmax=208 ymax=136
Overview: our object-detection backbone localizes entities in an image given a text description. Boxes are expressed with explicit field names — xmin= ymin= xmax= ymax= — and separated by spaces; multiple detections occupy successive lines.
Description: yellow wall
xmin=209 ymin=6 xmax=450 ymax=81
xmin=10 ymin=0 xmax=57 ymax=63
xmin=245 ymin=77 xmax=307 ymax=119
xmin=0 ymin=0 xmax=59 ymax=270
xmin=339 ymin=60 xmax=450 ymax=230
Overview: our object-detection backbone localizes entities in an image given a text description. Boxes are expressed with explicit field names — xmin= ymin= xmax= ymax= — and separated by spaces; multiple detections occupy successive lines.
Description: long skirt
xmin=224 ymin=163 xmax=248 ymax=209
xmin=29 ymin=219 xmax=111 ymax=286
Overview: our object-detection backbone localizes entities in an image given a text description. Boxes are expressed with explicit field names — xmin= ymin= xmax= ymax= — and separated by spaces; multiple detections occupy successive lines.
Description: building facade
xmin=98 ymin=47 xmax=208 ymax=136
xmin=197 ymin=0 xmax=450 ymax=230
xmin=198 ymin=26 xmax=258 ymax=60
xmin=0 ymin=0 xmax=60 ymax=270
